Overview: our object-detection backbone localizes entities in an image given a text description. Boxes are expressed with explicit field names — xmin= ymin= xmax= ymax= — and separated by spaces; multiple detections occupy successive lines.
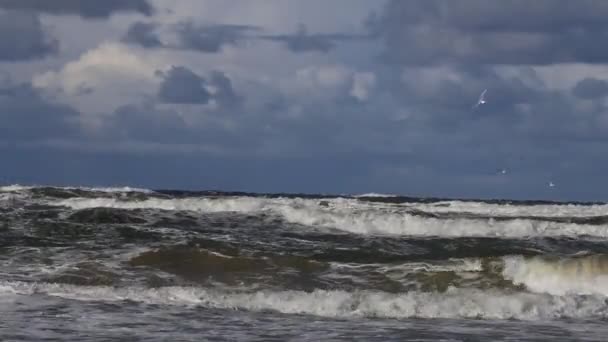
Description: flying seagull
xmin=548 ymin=181 xmax=556 ymax=188
xmin=473 ymin=89 xmax=487 ymax=109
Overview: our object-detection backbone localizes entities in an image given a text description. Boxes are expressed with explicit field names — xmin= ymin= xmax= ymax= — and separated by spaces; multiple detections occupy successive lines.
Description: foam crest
xmin=411 ymin=201 xmax=608 ymax=218
xmin=503 ymin=255 xmax=608 ymax=296
xmin=331 ymin=258 xmax=483 ymax=274
xmin=276 ymin=204 xmax=608 ymax=237
xmin=354 ymin=193 xmax=398 ymax=198
xmin=0 ymin=185 xmax=33 ymax=192
xmin=79 ymin=186 xmax=153 ymax=193
xmin=55 ymin=196 xmax=272 ymax=213
xmin=1 ymin=281 xmax=607 ymax=320
xmin=52 ymin=196 xmax=608 ymax=238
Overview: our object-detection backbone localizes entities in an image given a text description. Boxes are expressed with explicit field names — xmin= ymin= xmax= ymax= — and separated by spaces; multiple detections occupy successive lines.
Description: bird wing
xmin=479 ymin=89 xmax=487 ymax=100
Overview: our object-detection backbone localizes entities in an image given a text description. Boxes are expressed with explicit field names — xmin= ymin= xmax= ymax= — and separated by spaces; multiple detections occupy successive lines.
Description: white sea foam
xmin=409 ymin=201 xmax=608 ymax=218
xmin=79 ymin=186 xmax=153 ymax=193
xmin=0 ymin=185 xmax=34 ymax=192
xmin=330 ymin=259 xmax=484 ymax=285
xmin=55 ymin=196 xmax=272 ymax=213
xmin=50 ymin=196 xmax=608 ymax=238
xmin=1 ymin=184 xmax=152 ymax=195
xmin=353 ymin=193 xmax=398 ymax=198
xmin=331 ymin=258 xmax=483 ymax=274
xmin=1 ymin=281 xmax=607 ymax=320
xmin=503 ymin=254 xmax=608 ymax=296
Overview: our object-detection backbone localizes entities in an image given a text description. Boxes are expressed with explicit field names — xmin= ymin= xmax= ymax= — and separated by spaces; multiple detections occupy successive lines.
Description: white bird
xmin=548 ymin=181 xmax=555 ymax=188
xmin=473 ymin=89 xmax=487 ymax=109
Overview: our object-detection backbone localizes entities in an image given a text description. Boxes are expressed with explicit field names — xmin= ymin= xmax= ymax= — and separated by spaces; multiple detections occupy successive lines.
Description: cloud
xmin=0 ymin=78 xmax=80 ymax=141
xmin=32 ymin=42 xmax=167 ymax=119
xmin=0 ymin=0 xmax=154 ymax=18
xmin=157 ymin=66 xmax=211 ymax=104
xmin=368 ymin=0 xmax=608 ymax=66
xmin=33 ymin=42 xmax=162 ymax=96
xmin=174 ymin=22 xmax=258 ymax=53
xmin=261 ymin=24 xmax=365 ymax=53
xmin=572 ymin=78 xmax=608 ymax=99
xmin=110 ymin=103 xmax=196 ymax=144
xmin=288 ymin=64 xmax=377 ymax=103
xmin=122 ymin=21 xmax=162 ymax=48
xmin=208 ymin=70 xmax=242 ymax=107
xmin=350 ymin=72 xmax=376 ymax=101
xmin=99 ymin=101 xmax=247 ymax=153
xmin=157 ymin=66 xmax=241 ymax=107
xmin=122 ymin=21 xmax=366 ymax=55
xmin=121 ymin=20 xmax=259 ymax=53
xmin=0 ymin=11 xmax=57 ymax=61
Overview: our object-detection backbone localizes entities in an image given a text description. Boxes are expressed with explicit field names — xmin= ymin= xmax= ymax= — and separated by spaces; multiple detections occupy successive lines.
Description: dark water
xmin=2 ymin=185 xmax=608 ymax=341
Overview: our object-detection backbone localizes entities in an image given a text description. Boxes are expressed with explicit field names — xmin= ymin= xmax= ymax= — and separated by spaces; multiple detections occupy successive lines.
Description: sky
xmin=2 ymin=0 xmax=608 ymax=201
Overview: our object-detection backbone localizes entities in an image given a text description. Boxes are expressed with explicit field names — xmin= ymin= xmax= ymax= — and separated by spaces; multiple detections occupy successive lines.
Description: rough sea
xmin=1 ymin=185 xmax=608 ymax=341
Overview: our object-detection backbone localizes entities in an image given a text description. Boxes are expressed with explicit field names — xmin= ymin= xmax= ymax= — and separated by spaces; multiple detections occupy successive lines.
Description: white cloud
xmin=33 ymin=42 xmax=163 ymax=95
xmin=149 ymin=0 xmax=380 ymax=33
xmin=295 ymin=64 xmax=351 ymax=89
xmin=350 ymin=71 xmax=376 ymax=101
xmin=534 ymin=63 xmax=608 ymax=90
xmin=31 ymin=42 xmax=170 ymax=125
xmin=401 ymin=65 xmax=465 ymax=97
xmin=287 ymin=64 xmax=376 ymax=102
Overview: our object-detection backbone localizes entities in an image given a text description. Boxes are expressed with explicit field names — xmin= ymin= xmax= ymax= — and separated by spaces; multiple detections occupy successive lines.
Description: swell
xmin=3 ymin=185 xmax=608 ymax=324
xmin=50 ymin=196 xmax=608 ymax=238
xmin=2 ymin=280 xmax=608 ymax=321
xmin=503 ymin=254 xmax=608 ymax=296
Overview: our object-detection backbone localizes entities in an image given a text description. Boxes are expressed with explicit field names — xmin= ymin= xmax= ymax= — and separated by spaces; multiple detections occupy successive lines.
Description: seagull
xmin=548 ymin=181 xmax=556 ymax=188
xmin=473 ymin=89 xmax=487 ymax=109
xmin=499 ymin=168 xmax=507 ymax=175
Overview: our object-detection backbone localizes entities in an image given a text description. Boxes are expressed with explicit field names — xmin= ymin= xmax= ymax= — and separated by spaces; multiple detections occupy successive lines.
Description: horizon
xmin=2 ymin=182 xmax=604 ymax=205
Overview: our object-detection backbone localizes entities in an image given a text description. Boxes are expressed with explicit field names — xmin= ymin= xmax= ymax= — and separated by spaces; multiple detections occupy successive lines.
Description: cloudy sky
xmin=2 ymin=0 xmax=608 ymax=201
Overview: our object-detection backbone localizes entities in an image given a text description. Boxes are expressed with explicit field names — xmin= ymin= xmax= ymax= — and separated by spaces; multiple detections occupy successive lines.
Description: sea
xmin=1 ymin=185 xmax=608 ymax=341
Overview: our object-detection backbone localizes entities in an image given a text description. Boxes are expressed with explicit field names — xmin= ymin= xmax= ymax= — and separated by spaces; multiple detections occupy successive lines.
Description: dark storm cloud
xmin=111 ymin=103 xmax=196 ymax=144
xmin=122 ymin=21 xmax=162 ymax=48
xmin=261 ymin=24 xmax=365 ymax=53
xmin=0 ymin=0 xmax=153 ymax=18
xmin=0 ymin=11 xmax=57 ymax=61
xmin=572 ymin=78 xmax=608 ymax=99
xmin=122 ymin=21 xmax=364 ymax=54
xmin=209 ymin=70 xmax=242 ymax=107
xmin=368 ymin=0 xmax=608 ymax=65
xmin=396 ymin=66 xmax=545 ymax=128
xmin=157 ymin=66 xmax=240 ymax=107
xmin=157 ymin=66 xmax=211 ymax=104
xmin=122 ymin=21 xmax=258 ymax=53
xmin=104 ymin=101 xmax=251 ymax=150
xmin=174 ymin=22 xmax=258 ymax=53
xmin=0 ymin=79 xmax=80 ymax=141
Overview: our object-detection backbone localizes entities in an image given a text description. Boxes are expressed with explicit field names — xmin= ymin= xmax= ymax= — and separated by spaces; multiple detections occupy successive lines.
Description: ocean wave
xmin=330 ymin=258 xmax=483 ymax=274
xmin=503 ymin=254 xmax=608 ymax=296
xmin=410 ymin=201 xmax=608 ymax=218
xmin=353 ymin=193 xmax=399 ymax=198
xmin=0 ymin=184 xmax=153 ymax=194
xmin=0 ymin=185 xmax=34 ymax=192
xmin=1 ymin=281 xmax=607 ymax=320
xmin=81 ymin=186 xmax=153 ymax=193
xmin=51 ymin=196 xmax=608 ymax=238
xmin=54 ymin=196 xmax=272 ymax=213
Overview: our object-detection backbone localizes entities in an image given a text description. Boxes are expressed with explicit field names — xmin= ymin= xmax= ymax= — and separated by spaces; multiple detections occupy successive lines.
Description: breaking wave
xmin=410 ymin=201 xmax=608 ymax=218
xmin=1 ymin=281 xmax=607 ymax=321
xmin=503 ymin=254 xmax=608 ymax=296
xmin=51 ymin=196 xmax=608 ymax=238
